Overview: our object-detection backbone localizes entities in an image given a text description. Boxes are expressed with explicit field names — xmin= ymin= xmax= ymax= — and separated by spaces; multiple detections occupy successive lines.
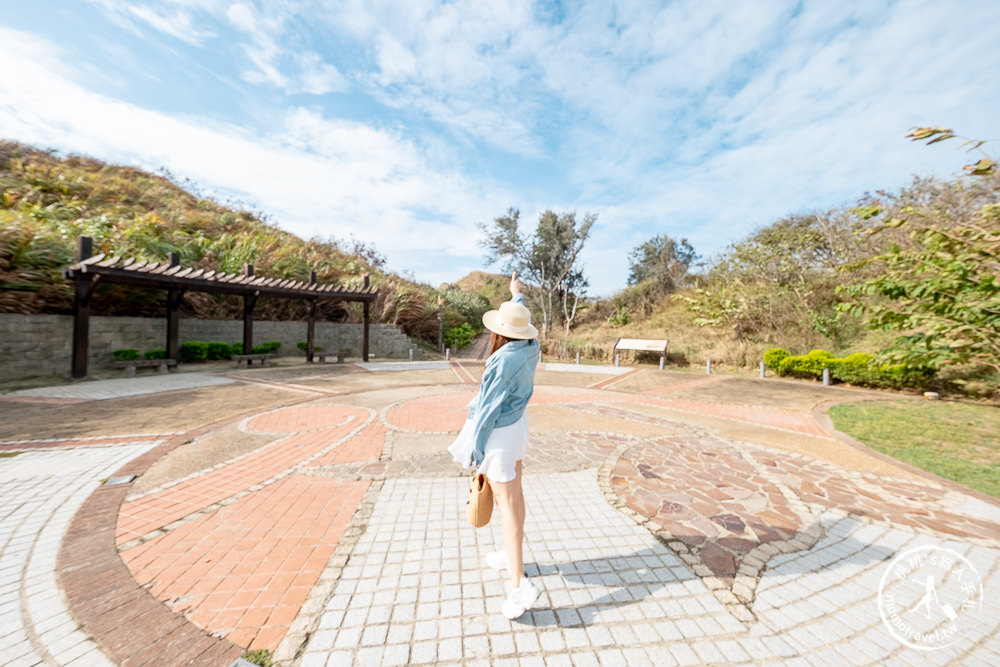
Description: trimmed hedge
xmin=145 ymin=349 xmax=166 ymax=360
xmin=179 ymin=341 xmax=209 ymax=363
xmin=252 ymin=341 xmax=281 ymax=354
xmin=113 ymin=349 xmax=140 ymax=361
xmin=763 ymin=347 xmax=789 ymax=370
xmin=205 ymin=342 xmax=232 ymax=360
xmin=297 ymin=341 xmax=323 ymax=353
xmin=773 ymin=348 xmax=934 ymax=390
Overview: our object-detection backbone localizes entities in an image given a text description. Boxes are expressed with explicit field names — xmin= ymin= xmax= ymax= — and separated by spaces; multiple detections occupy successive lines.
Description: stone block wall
xmin=0 ymin=313 xmax=421 ymax=383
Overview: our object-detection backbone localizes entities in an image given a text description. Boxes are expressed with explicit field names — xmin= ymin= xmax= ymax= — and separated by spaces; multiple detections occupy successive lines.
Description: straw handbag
xmin=466 ymin=473 xmax=493 ymax=527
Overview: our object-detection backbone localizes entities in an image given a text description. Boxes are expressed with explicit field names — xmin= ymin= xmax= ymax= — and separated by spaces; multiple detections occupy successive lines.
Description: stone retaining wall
xmin=0 ymin=313 xmax=420 ymax=382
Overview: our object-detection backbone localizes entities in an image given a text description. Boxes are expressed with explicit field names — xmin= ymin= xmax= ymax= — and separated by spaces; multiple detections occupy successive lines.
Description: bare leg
xmin=489 ymin=460 xmax=525 ymax=589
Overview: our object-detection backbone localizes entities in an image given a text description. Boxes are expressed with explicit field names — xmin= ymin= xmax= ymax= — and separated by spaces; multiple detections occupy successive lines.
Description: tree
xmin=627 ymin=234 xmax=698 ymax=292
xmin=480 ymin=207 xmax=596 ymax=339
xmin=840 ymin=128 xmax=1000 ymax=373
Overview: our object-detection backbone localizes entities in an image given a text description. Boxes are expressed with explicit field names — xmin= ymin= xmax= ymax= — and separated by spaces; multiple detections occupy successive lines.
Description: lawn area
xmin=829 ymin=400 xmax=1000 ymax=499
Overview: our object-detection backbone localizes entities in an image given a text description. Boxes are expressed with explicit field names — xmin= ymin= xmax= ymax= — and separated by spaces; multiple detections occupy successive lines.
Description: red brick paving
xmin=120 ymin=474 xmax=368 ymax=651
xmin=117 ymin=405 xmax=370 ymax=542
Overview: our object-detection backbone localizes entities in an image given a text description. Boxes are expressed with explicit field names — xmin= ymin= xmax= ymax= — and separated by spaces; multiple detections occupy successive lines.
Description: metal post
xmin=446 ymin=347 xmax=451 ymax=361
xmin=760 ymin=362 xmax=766 ymax=378
xmin=659 ymin=355 xmax=665 ymax=370
xmin=409 ymin=348 xmax=414 ymax=361
xmin=362 ymin=274 xmax=370 ymax=362
xmin=614 ymin=352 xmax=620 ymax=367
xmin=576 ymin=352 xmax=580 ymax=365
xmin=706 ymin=358 xmax=712 ymax=374
xmin=823 ymin=367 xmax=831 ymax=386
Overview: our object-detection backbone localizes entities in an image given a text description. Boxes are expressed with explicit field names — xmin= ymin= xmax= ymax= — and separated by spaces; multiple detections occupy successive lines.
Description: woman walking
xmin=449 ymin=272 xmax=540 ymax=619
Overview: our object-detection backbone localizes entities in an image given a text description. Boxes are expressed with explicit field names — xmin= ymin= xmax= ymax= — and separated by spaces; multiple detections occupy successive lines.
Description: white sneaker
xmin=501 ymin=577 xmax=540 ymax=620
xmin=485 ymin=550 xmax=509 ymax=571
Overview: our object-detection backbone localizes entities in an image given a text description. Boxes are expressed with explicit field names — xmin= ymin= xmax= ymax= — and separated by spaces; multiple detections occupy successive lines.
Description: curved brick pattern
xmin=311 ymin=420 xmax=388 ymax=466
xmin=383 ymin=390 xmax=475 ymax=432
xmin=120 ymin=474 xmax=368 ymax=651
xmin=245 ymin=404 xmax=364 ymax=434
xmin=116 ymin=409 xmax=371 ymax=542
xmin=647 ymin=396 xmax=830 ymax=436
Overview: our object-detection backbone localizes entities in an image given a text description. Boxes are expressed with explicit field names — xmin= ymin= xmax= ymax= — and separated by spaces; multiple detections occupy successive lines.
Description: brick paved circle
xmin=246 ymin=404 xmax=368 ymax=434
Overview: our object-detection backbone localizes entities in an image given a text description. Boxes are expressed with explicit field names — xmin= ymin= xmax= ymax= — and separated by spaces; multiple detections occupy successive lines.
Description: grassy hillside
xmin=0 ymin=141 xmax=477 ymax=342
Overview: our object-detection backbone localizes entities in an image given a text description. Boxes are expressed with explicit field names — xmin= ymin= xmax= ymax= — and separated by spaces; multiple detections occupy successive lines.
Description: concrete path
xmin=0 ymin=363 xmax=997 ymax=666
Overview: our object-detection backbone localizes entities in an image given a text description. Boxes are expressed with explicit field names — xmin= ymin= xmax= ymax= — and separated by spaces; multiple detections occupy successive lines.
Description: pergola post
xmin=242 ymin=264 xmax=257 ymax=354
xmin=166 ymin=252 xmax=183 ymax=362
xmin=362 ymin=274 xmax=370 ymax=362
xmin=71 ymin=237 xmax=95 ymax=379
xmin=307 ymin=270 xmax=317 ymax=363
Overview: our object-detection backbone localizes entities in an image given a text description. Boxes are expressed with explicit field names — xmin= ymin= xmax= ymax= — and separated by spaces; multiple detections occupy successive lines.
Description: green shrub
xmin=297 ymin=340 xmax=323 ymax=353
xmin=763 ymin=347 xmax=789 ymax=370
xmin=179 ymin=341 xmax=209 ymax=363
xmin=608 ymin=306 xmax=630 ymax=327
xmin=144 ymin=349 xmax=166 ymax=360
xmin=778 ymin=349 xmax=834 ymax=379
xmin=444 ymin=322 xmax=476 ymax=350
xmin=252 ymin=341 xmax=281 ymax=354
xmin=205 ymin=342 xmax=232 ymax=360
xmin=230 ymin=342 xmax=244 ymax=357
xmin=113 ymin=349 xmax=140 ymax=361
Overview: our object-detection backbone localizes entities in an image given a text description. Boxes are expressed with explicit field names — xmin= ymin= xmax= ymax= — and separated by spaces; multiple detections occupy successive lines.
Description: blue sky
xmin=2 ymin=1 xmax=999 ymax=295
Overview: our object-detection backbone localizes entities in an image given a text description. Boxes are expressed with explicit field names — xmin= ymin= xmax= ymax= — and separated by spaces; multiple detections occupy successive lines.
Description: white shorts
xmin=447 ymin=412 xmax=529 ymax=483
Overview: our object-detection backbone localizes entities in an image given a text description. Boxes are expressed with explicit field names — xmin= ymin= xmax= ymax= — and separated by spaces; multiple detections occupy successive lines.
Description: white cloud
xmin=86 ymin=0 xmax=219 ymax=45
xmin=0 ymin=26 xmax=506 ymax=283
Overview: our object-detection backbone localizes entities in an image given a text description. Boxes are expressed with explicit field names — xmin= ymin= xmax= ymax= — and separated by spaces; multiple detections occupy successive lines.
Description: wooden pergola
xmin=63 ymin=236 xmax=378 ymax=378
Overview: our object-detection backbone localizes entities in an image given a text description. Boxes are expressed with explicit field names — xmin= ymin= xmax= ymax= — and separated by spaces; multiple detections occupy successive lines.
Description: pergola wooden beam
xmin=64 ymin=236 xmax=377 ymax=378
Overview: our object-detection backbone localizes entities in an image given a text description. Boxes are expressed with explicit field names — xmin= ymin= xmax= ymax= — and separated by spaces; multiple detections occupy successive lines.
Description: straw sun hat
xmin=482 ymin=300 xmax=538 ymax=340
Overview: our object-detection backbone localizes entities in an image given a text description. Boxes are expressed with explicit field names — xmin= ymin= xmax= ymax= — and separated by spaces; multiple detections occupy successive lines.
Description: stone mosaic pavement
xmin=0 ymin=361 xmax=998 ymax=666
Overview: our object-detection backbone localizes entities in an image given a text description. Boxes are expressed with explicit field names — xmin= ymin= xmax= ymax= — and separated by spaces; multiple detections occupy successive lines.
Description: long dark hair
xmin=488 ymin=332 xmax=515 ymax=357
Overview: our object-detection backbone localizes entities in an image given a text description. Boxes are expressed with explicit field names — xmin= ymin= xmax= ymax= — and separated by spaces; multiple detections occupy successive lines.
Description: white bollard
xmin=706 ymin=358 xmax=712 ymax=374
xmin=409 ymin=348 xmax=414 ymax=361
xmin=576 ymin=352 xmax=581 ymax=365
xmin=659 ymin=356 xmax=665 ymax=370
xmin=446 ymin=347 xmax=451 ymax=360
xmin=614 ymin=352 xmax=620 ymax=368
xmin=760 ymin=362 xmax=766 ymax=378
xmin=822 ymin=367 xmax=831 ymax=386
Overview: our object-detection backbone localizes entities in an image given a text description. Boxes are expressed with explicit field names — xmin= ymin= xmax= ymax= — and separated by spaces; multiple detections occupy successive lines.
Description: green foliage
xmin=840 ymin=199 xmax=1000 ymax=373
xmin=230 ymin=342 xmax=244 ymax=357
xmin=480 ymin=207 xmax=595 ymax=338
xmin=608 ymin=306 xmax=630 ymax=328
xmin=773 ymin=348 xmax=934 ymax=390
xmin=252 ymin=341 xmax=281 ymax=354
xmin=205 ymin=342 xmax=232 ymax=360
xmin=113 ymin=349 xmax=140 ymax=361
xmin=297 ymin=340 xmax=323 ymax=353
xmin=442 ymin=287 xmax=490 ymax=325
xmin=444 ymin=322 xmax=476 ymax=349
xmin=241 ymin=649 xmax=274 ymax=667
xmin=763 ymin=347 xmax=789 ymax=369
xmin=627 ymin=234 xmax=698 ymax=291
xmin=179 ymin=341 xmax=209 ymax=363
xmin=144 ymin=349 xmax=166 ymax=360
xmin=777 ymin=349 xmax=834 ymax=378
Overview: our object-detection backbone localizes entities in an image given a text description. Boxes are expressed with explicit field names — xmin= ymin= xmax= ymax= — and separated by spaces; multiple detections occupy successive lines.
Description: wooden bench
xmin=113 ymin=359 xmax=177 ymax=377
xmin=613 ymin=338 xmax=669 ymax=368
xmin=232 ymin=353 xmax=278 ymax=368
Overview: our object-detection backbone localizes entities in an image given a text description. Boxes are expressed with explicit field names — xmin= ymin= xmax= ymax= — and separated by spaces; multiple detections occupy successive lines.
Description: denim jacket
xmin=467 ymin=293 xmax=538 ymax=467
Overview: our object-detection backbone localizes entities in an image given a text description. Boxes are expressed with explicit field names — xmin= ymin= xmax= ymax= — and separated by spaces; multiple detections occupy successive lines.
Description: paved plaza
xmin=1 ymin=360 xmax=998 ymax=666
